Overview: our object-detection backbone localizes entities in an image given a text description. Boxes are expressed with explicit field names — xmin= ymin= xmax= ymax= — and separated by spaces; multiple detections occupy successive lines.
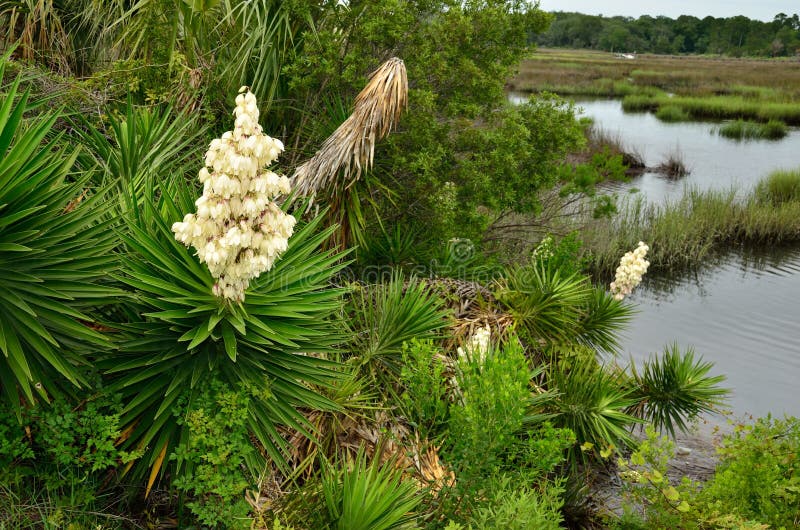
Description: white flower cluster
xmin=172 ymin=87 xmax=296 ymax=302
xmin=610 ymin=241 xmax=650 ymax=300
xmin=532 ymin=235 xmax=554 ymax=262
xmin=457 ymin=325 xmax=491 ymax=364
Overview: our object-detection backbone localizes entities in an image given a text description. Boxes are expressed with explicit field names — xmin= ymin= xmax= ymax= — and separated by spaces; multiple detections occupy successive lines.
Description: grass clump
xmin=621 ymin=94 xmax=659 ymax=112
xmin=755 ymin=168 xmax=800 ymax=205
xmin=718 ymin=119 xmax=789 ymax=140
xmin=655 ymin=148 xmax=690 ymax=178
xmin=654 ymin=105 xmax=690 ymax=122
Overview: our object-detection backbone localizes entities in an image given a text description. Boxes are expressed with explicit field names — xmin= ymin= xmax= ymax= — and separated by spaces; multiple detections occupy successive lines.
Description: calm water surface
xmin=574 ymin=99 xmax=800 ymax=203
xmin=514 ymin=95 xmax=800 ymax=418
xmin=621 ymin=248 xmax=800 ymax=419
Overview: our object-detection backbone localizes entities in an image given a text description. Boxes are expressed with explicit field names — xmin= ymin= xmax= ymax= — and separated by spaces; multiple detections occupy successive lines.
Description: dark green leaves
xmin=109 ymin=172 xmax=350 ymax=483
xmin=0 ymin=62 xmax=119 ymax=417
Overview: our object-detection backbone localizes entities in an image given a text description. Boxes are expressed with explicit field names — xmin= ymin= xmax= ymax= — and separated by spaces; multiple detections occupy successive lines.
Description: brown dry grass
xmin=510 ymin=48 xmax=800 ymax=100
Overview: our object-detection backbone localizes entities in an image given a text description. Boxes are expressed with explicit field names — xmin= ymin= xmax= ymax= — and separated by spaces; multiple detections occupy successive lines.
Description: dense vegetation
xmin=1 ymin=1 xmax=799 ymax=528
xmin=537 ymin=11 xmax=800 ymax=57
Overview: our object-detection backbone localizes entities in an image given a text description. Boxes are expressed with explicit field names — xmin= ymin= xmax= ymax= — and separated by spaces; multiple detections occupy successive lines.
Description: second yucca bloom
xmin=610 ymin=241 xmax=650 ymax=300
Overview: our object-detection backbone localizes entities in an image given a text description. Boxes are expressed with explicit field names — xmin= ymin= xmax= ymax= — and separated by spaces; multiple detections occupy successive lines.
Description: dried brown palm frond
xmin=291 ymin=57 xmax=408 ymax=203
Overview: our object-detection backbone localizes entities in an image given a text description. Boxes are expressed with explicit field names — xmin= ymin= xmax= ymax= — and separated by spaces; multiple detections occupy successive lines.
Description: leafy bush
xmin=700 ymin=416 xmax=800 ymax=528
xmin=441 ymin=339 xmax=574 ymax=522
xmin=615 ymin=418 xmax=800 ymax=529
xmin=399 ymin=339 xmax=450 ymax=440
xmin=171 ymin=381 xmax=255 ymax=528
xmin=450 ymin=475 xmax=565 ymax=530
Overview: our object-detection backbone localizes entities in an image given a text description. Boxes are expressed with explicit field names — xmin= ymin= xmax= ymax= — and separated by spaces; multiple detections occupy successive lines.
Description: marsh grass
xmin=754 ymin=168 xmax=800 ymax=205
xmin=717 ymin=119 xmax=789 ymax=140
xmin=655 ymin=105 xmax=690 ymax=122
xmin=655 ymin=148 xmax=690 ymax=178
xmin=586 ymin=125 xmax=645 ymax=169
xmin=512 ymin=49 xmax=800 ymax=100
xmin=584 ymin=178 xmax=800 ymax=275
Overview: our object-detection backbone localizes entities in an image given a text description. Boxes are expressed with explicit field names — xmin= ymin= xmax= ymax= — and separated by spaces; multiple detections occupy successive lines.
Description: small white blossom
xmin=172 ymin=89 xmax=296 ymax=302
xmin=610 ymin=241 xmax=650 ymax=301
xmin=457 ymin=325 xmax=491 ymax=365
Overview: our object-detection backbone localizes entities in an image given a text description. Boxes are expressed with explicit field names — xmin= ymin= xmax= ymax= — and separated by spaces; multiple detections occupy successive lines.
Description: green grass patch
xmin=621 ymin=94 xmax=659 ymax=112
xmin=755 ymin=168 xmax=800 ymax=205
xmin=717 ymin=119 xmax=788 ymax=140
xmin=655 ymin=105 xmax=690 ymax=122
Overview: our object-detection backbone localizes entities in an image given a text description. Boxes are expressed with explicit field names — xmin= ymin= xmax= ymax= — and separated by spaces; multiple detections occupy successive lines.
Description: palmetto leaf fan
xmin=107 ymin=174 xmax=350 ymax=489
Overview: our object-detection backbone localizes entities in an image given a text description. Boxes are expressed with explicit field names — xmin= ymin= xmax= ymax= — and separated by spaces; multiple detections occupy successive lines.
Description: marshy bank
xmin=582 ymin=170 xmax=800 ymax=277
xmin=510 ymin=48 xmax=800 ymax=101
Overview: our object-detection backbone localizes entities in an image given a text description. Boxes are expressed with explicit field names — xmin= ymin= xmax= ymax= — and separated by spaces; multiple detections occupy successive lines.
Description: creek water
xmin=513 ymin=95 xmax=800 ymax=419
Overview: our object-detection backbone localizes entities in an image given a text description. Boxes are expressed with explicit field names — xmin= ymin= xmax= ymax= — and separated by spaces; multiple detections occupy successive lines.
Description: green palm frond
xmin=627 ymin=344 xmax=729 ymax=437
xmin=548 ymin=361 xmax=640 ymax=460
xmin=0 ymin=65 xmax=119 ymax=417
xmin=496 ymin=263 xmax=633 ymax=355
xmin=105 ymin=174 xmax=350 ymax=487
xmin=346 ymin=272 xmax=450 ymax=382
xmin=321 ymin=446 xmax=421 ymax=530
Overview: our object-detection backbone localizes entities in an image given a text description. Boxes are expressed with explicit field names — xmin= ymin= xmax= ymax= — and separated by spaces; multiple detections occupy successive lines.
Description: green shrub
xmin=700 ymin=416 xmax=800 ymax=528
xmin=615 ymin=418 xmax=800 ymax=529
xmin=441 ymin=340 xmax=574 ymax=522
xmin=171 ymin=381 xmax=254 ymax=528
xmin=399 ymin=339 xmax=450 ymax=440
xmin=461 ymin=476 xmax=565 ymax=530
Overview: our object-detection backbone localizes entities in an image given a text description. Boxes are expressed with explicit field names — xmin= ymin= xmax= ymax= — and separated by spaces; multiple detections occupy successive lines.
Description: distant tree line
xmin=535 ymin=12 xmax=800 ymax=57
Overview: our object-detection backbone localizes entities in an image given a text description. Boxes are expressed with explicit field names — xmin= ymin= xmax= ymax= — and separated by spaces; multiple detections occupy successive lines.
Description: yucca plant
xmin=345 ymin=273 xmax=449 ymax=384
xmin=0 ymin=65 xmax=119 ymax=417
xmin=75 ymin=100 xmax=207 ymax=200
xmin=104 ymin=171 xmax=349 ymax=489
xmin=627 ymin=344 xmax=728 ymax=437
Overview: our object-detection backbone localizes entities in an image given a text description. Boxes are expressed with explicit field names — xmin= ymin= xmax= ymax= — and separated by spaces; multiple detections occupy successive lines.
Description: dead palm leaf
xmin=291 ymin=57 xmax=407 ymax=219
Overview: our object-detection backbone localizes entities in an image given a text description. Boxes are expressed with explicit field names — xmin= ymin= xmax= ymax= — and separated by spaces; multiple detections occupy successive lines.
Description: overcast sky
xmin=538 ymin=0 xmax=798 ymax=22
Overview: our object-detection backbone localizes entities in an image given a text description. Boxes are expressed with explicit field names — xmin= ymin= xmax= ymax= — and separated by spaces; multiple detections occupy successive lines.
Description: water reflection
xmin=621 ymin=247 xmax=800 ymax=419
